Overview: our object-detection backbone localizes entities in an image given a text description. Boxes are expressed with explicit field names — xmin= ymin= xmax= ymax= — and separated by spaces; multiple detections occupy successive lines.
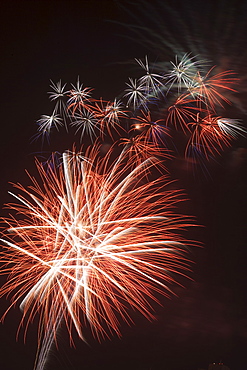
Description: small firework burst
xmin=67 ymin=78 xmax=94 ymax=114
xmin=35 ymin=111 xmax=63 ymax=143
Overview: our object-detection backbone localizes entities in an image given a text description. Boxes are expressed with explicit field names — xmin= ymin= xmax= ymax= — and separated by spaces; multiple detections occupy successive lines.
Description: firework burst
xmin=34 ymin=111 xmax=63 ymax=144
xmin=0 ymin=143 xmax=194 ymax=369
xmin=132 ymin=110 xmax=170 ymax=150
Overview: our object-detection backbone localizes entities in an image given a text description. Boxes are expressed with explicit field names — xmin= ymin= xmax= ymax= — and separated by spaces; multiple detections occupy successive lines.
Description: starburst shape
xmin=0 ymin=144 xmax=193 ymax=370
xmin=35 ymin=111 xmax=63 ymax=143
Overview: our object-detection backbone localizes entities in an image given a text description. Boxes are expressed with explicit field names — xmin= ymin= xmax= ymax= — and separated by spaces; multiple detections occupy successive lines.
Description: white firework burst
xmin=35 ymin=110 xmax=63 ymax=143
xmin=67 ymin=77 xmax=93 ymax=113
xmin=165 ymin=53 xmax=207 ymax=92
xmin=48 ymin=79 xmax=69 ymax=122
xmin=136 ymin=55 xmax=166 ymax=98
xmin=124 ymin=78 xmax=148 ymax=110
xmin=70 ymin=108 xmax=98 ymax=142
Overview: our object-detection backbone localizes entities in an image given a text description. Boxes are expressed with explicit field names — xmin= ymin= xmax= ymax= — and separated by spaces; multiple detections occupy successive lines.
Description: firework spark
xmin=0 ymin=144 xmax=193 ymax=369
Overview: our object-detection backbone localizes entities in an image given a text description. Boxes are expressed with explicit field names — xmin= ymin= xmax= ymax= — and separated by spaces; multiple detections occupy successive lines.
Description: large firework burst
xmin=0 ymin=143 xmax=194 ymax=369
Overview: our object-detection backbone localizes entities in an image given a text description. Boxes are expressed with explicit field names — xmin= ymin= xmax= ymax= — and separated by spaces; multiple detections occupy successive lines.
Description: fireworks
xmin=165 ymin=54 xmax=207 ymax=92
xmin=1 ymin=47 xmax=245 ymax=370
xmin=135 ymin=55 xmax=165 ymax=97
xmin=33 ymin=51 xmax=246 ymax=167
xmin=34 ymin=112 xmax=63 ymax=143
xmin=67 ymin=78 xmax=94 ymax=114
xmin=0 ymin=143 xmax=193 ymax=369
xmin=1 ymin=2 xmax=246 ymax=369
xmin=126 ymin=56 xmax=245 ymax=163
xmin=132 ymin=110 xmax=169 ymax=149
xmin=123 ymin=77 xmax=148 ymax=111
xmin=70 ymin=108 xmax=99 ymax=142
xmin=116 ymin=0 xmax=247 ymax=165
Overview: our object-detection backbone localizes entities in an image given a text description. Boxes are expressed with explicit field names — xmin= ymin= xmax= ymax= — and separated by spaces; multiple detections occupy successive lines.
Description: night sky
xmin=0 ymin=1 xmax=246 ymax=370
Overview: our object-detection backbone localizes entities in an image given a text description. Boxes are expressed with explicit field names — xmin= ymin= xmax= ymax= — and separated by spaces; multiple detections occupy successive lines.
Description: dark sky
xmin=0 ymin=1 xmax=246 ymax=370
